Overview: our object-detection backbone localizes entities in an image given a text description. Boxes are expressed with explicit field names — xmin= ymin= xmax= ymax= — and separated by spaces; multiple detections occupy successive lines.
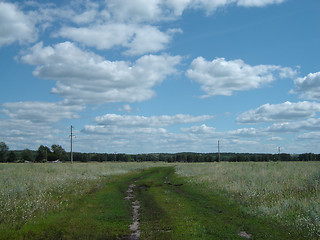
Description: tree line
xmin=0 ymin=142 xmax=67 ymax=163
xmin=1 ymin=142 xmax=320 ymax=163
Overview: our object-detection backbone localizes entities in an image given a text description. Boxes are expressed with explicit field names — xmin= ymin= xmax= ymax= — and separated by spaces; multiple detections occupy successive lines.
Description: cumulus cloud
xmin=185 ymin=0 xmax=286 ymax=14
xmin=236 ymin=0 xmax=285 ymax=7
xmin=57 ymin=24 xmax=135 ymax=50
xmin=0 ymin=0 xmax=287 ymax=48
xmin=237 ymin=101 xmax=320 ymax=124
xmin=297 ymin=132 xmax=320 ymax=141
xmin=181 ymin=124 xmax=216 ymax=134
xmin=80 ymin=113 xmax=214 ymax=152
xmin=0 ymin=118 xmax=64 ymax=150
xmin=186 ymin=57 xmax=295 ymax=98
xmin=83 ymin=125 xmax=167 ymax=135
xmin=106 ymin=0 xmax=164 ymax=22
xmin=118 ymin=104 xmax=133 ymax=113
xmin=293 ymin=72 xmax=320 ymax=100
xmin=266 ymin=118 xmax=320 ymax=133
xmin=94 ymin=113 xmax=213 ymax=127
xmin=2 ymin=101 xmax=84 ymax=123
xmin=0 ymin=2 xmax=37 ymax=47
xmin=21 ymin=41 xmax=181 ymax=104
xmin=104 ymin=0 xmax=286 ymax=21
xmin=227 ymin=127 xmax=263 ymax=137
xmin=57 ymin=24 xmax=181 ymax=55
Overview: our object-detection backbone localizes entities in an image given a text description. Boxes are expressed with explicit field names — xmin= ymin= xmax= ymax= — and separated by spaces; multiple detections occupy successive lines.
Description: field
xmin=175 ymin=162 xmax=320 ymax=238
xmin=0 ymin=162 xmax=319 ymax=239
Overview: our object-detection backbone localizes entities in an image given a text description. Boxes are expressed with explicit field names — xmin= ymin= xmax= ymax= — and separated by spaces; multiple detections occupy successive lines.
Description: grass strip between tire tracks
xmin=135 ymin=167 xmax=307 ymax=240
xmin=1 ymin=166 xmax=308 ymax=239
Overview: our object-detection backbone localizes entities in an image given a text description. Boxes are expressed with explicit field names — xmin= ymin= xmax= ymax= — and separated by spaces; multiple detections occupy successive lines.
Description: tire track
xmin=125 ymin=182 xmax=141 ymax=240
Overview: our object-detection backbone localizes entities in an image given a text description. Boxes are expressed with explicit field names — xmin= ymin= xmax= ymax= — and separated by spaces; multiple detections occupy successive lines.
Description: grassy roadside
xmin=175 ymin=162 xmax=320 ymax=237
xmin=0 ymin=165 xmax=310 ymax=239
xmin=0 ymin=173 xmax=136 ymax=240
xmin=136 ymin=167 xmax=307 ymax=239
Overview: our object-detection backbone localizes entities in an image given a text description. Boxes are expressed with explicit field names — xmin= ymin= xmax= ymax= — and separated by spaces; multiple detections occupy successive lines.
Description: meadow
xmin=175 ymin=161 xmax=320 ymax=238
xmin=0 ymin=161 xmax=319 ymax=239
xmin=0 ymin=162 xmax=168 ymax=228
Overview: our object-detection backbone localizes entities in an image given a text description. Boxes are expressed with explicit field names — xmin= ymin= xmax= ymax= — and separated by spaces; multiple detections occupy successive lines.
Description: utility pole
xmin=70 ymin=125 xmax=74 ymax=164
xmin=218 ymin=140 xmax=221 ymax=162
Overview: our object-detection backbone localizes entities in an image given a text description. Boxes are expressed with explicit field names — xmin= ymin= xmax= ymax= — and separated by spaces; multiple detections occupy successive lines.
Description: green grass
xmin=135 ymin=167 xmax=305 ymax=239
xmin=1 ymin=162 xmax=318 ymax=239
xmin=0 ymin=172 xmax=139 ymax=240
xmin=0 ymin=162 xmax=166 ymax=236
xmin=0 ymin=162 xmax=168 ymax=229
xmin=175 ymin=162 xmax=320 ymax=238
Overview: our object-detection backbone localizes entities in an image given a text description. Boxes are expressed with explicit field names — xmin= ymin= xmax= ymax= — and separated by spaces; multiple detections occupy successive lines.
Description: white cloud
xmin=186 ymin=0 xmax=286 ymax=14
xmin=21 ymin=41 xmax=181 ymax=104
xmin=2 ymin=101 xmax=84 ymax=123
xmin=57 ymin=24 xmax=135 ymax=50
xmin=72 ymin=9 xmax=97 ymax=24
xmin=181 ymin=124 xmax=216 ymax=134
xmin=94 ymin=114 xmax=213 ymax=127
xmin=0 ymin=0 xmax=287 ymax=48
xmin=164 ymin=0 xmax=192 ymax=16
xmin=237 ymin=101 xmax=320 ymax=124
xmin=106 ymin=0 xmax=164 ymax=22
xmin=270 ymin=136 xmax=283 ymax=141
xmin=83 ymin=125 xmax=167 ymax=135
xmin=267 ymin=118 xmax=320 ymax=133
xmin=227 ymin=127 xmax=262 ymax=137
xmin=124 ymin=26 xmax=182 ymax=55
xmin=103 ymin=0 xmax=286 ymax=22
xmin=236 ymin=0 xmax=286 ymax=7
xmin=297 ymin=132 xmax=320 ymax=141
xmin=186 ymin=57 xmax=294 ymax=98
xmin=0 ymin=119 xmax=63 ymax=150
xmin=80 ymin=113 xmax=214 ymax=153
xmin=57 ymin=24 xmax=181 ymax=55
xmin=118 ymin=104 xmax=133 ymax=113
xmin=0 ymin=2 xmax=37 ymax=47
xmin=293 ymin=72 xmax=320 ymax=100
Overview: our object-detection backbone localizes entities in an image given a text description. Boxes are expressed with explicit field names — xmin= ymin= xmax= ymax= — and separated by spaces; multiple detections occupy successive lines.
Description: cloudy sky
xmin=0 ymin=0 xmax=319 ymax=154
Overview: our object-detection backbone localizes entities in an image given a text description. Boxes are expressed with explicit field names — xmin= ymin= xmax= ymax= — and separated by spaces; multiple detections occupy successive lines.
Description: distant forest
xmin=0 ymin=142 xmax=319 ymax=163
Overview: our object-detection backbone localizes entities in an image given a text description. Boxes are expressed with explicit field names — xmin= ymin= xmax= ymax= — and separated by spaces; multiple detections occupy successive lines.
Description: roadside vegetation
xmin=0 ymin=162 xmax=168 ymax=237
xmin=136 ymin=167 xmax=304 ymax=239
xmin=175 ymin=162 xmax=320 ymax=238
xmin=0 ymin=161 xmax=319 ymax=239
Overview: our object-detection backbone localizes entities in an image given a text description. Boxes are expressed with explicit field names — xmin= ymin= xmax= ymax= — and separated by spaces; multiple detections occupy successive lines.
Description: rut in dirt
xmin=125 ymin=182 xmax=141 ymax=240
xmin=123 ymin=166 xmax=305 ymax=240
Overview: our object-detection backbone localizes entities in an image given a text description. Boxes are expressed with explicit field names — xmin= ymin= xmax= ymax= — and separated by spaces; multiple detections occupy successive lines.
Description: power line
xmin=70 ymin=125 xmax=74 ymax=164
xmin=218 ymin=140 xmax=220 ymax=162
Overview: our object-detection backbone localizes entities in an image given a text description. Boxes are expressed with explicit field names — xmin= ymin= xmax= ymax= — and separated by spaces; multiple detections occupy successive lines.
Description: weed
xmin=175 ymin=162 xmax=320 ymax=238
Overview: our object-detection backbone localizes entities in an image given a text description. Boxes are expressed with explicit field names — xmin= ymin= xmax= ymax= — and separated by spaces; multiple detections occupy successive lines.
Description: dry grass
xmin=0 ymin=162 xmax=168 ymax=227
xmin=175 ymin=161 xmax=320 ymax=237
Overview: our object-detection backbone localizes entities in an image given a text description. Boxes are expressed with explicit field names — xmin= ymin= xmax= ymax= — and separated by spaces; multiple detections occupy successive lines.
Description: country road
xmin=123 ymin=167 xmax=304 ymax=240
xmin=3 ymin=167 xmax=306 ymax=240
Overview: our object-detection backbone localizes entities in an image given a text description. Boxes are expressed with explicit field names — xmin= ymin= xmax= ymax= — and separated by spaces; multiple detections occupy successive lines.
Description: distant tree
xmin=7 ymin=151 xmax=17 ymax=162
xmin=0 ymin=142 xmax=9 ymax=162
xmin=21 ymin=149 xmax=34 ymax=162
xmin=51 ymin=144 xmax=67 ymax=161
xmin=36 ymin=145 xmax=51 ymax=162
xmin=299 ymin=153 xmax=316 ymax=161
xmin=91 ymin=153 xmax=104 ymax=162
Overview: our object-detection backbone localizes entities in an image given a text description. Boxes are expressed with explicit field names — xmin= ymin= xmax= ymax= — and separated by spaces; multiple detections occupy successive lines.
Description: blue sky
xmin=0 ymin=0 xmax=319 ymax=154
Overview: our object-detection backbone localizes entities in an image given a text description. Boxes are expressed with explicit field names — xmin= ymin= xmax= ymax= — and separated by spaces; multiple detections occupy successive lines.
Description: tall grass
xmin=175 ymin=162 xmax=320 ymax=237
xmin=0 ymin=162 xmax=167 ymax=227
